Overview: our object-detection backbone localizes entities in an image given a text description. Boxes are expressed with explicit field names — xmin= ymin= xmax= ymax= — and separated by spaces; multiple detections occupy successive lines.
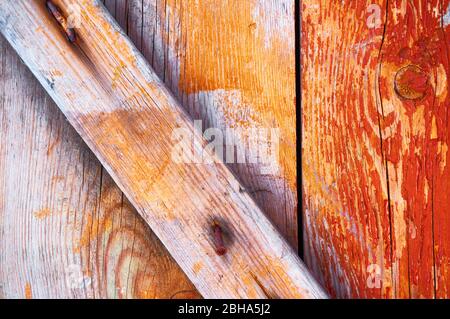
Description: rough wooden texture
xmin=169 ymin=0 xmax=298 ymax=248
xmin=0 ymin=0 xmax=326 ymax=298
xmin=302 ymin=0 xmax=450 ymax=298
xmin=0 ymin=30 xmax=198 ymax=299
xmin=0 ymin=0 xmax=297 ymax=299
xmin=0 ymin=0 xmax=298 ymax=299
xmin=112 ymin=0 xmax=298 ymax=249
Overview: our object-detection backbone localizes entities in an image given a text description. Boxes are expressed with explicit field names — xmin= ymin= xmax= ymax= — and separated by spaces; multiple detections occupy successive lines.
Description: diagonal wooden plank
xmin=301 ymin=0 xmax=391 ymax=298
xmin=0 ymin=0 xmax=326 ymax=298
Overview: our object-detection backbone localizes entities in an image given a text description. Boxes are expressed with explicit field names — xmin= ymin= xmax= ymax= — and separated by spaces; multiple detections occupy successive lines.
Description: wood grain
xmin=170 ymin=0 xmax=298 ymax=248
xmin=1 ymin=0 xmax=298 ymax=299
xmin=0 ymin=31 xmax=197 ymax=299
xmin=0 ymin=0 xmax=326 ymax=298
xmin=302 ymin=0 xmax=450 ymax=298
xmin=112 ymin=0 xmax=298 ymax=249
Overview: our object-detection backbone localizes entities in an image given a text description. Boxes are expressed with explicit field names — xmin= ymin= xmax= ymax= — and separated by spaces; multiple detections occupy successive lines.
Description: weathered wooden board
xmin=302 ymin=0 xmax=450 ymax=298
xmin=0 ymin=28 xmax=198 ymax=299
xmin=0 ymin=0 xmax=325 ymax=298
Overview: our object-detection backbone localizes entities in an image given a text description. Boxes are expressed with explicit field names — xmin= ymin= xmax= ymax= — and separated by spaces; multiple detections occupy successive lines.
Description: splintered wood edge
xmin=0 ymin=0 xmax=327 ymax=298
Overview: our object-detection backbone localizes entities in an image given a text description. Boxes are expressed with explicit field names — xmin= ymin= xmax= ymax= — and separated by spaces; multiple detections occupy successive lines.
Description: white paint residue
xmin=251 ymin=0 xmax=295 ymax=49
xmin=444 ymin=4 xmax=450 ymax=27
xmin=191 ymin=89 xmax=258 ymax=129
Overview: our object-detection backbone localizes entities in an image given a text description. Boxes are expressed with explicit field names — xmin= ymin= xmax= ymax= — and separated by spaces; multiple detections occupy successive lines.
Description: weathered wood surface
xmin=302 ymin=0 xmax=450 ymax=298
xmin=0 ymin=22 xmax=198 ymax=300
xmin=0 ymin=0 xmax=325 ymax=298
xmin=109 ymin=0 xmax=298 ymax=249
xmin=107 ymin=0 xmax=298 ymax=249
xmin=0 ymin=0 xmax=298 ymax=299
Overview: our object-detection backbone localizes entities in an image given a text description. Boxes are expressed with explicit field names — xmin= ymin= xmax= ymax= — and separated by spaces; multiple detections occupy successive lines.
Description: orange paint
xmin=24 ymin=282 xmax=32 ymax=299
xmin=46 ymin=134 xmax=61 ymax=156
xmin=303 ymin=0 xmax=450 ymax=298
xmin=175 ymin=1 xmax=296 ymax=191
xmin=74 ymin=213 xmax=113 ymax=253
xmin=33 ymin=208 xmax=52 ymax=219
xmin=379 ymin=0 xmax=450 ymax=299
xmin=192 ymin=262 xmax=203 ymax=275
xmin=51 ymin=175 xmax=65 ymax=182
xmin=302 ymin=0 xmax=391 ymax=298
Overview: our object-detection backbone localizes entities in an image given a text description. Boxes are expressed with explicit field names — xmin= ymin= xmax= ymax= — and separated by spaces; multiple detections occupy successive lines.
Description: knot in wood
xmin=394 ymin=65 xmax=429 ymax=100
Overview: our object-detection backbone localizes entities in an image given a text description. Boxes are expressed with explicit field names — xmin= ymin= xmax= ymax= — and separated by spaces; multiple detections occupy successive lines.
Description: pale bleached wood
xmin=0 ymin=0 xmax=326 ymax=298
xmin=0 ymin=33 xmax=198 ymax=298
xmin=88 ymin=173 xmax=199 ymax=298
xmin=0 ymin=33 xmax=104 ymax=298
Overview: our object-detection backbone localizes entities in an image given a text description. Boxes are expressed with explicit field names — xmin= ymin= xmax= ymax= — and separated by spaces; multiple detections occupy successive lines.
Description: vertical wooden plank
xmin=0 ymin=34 xmax=102 ymax=298
xmin=434 ymin=1 xmax=450 ymax=298
xmin=378 ymin=0 xmax=450 ymax=299
xmin=302 ymin=0 xmax=391 ymax=298
xmin=302 ymin=0 xmax=450 ymax=298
